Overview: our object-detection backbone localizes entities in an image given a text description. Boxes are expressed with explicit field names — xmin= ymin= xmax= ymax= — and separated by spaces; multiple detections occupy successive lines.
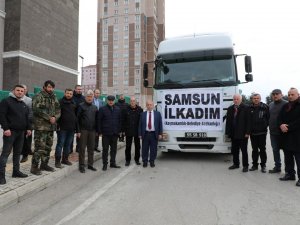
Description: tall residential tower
xmin=97 ymin=0 xmax=165 ymax=105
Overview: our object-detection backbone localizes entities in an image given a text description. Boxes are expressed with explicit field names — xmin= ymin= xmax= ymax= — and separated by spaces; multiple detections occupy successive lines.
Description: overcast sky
xmin=78 ymin=0 xmax=300 ymax=100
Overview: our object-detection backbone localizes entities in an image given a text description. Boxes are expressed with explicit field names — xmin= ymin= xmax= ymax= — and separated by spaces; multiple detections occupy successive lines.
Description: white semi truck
xmin=143 ymin=33 xmax=253 ymax=153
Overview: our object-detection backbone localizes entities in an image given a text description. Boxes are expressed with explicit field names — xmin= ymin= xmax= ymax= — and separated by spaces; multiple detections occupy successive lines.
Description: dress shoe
xmin=296 ymin=180 xmax=300 ymax=187
xmin=249 ymin=166 xmax=258 ymax=171
xmin=12 ymin=170 xmax=28 ymax=178
xmin=110 ymin=164 xmax=121 ymax=168
xmin=143 ymin=162 xmax=148 ymax=168
xmin=228 ymin=165 xmax=239 ymax=170
xmin=135 ymin=161 xmax=141 ymax=165
xmin=279 ymin=174 xmax=296 ymax=181
xmin=30 ymin=165 xmax=42 ymax=175
xmin=20 ymin=156 xmax=28 ymax=163
xmin=242 ymin=167 xmax=248 ymax=172
xmin=125 ymin=161 xmax=130 ymax=166
xmin=87 ymin=165 xmax=97 ymax=171
xmin=0 ymin=177 xmax=6 ymax=185
xmin=102 ymin=165 xmax=107 ymax=171
xmin=150 ymin=162 xmax=155 ymax=168
xmin=269 ymin=167 xmax=281 ymax=173
xmin=261 ymin=166 xmax=267 ymax=173
xmin=79 ymin=167 xmax=85 ymax=173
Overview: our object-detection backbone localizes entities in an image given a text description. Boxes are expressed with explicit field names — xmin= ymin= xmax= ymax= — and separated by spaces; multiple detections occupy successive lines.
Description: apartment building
xmin=97 ymin=0 xmax=165 ymax=105
xmin=82 ymin=65 xmax=97 ymax=94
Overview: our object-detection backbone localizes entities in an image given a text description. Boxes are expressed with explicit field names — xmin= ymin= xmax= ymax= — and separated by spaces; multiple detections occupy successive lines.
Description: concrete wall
xmin=3 ymin=0 xmax=79 ymax=91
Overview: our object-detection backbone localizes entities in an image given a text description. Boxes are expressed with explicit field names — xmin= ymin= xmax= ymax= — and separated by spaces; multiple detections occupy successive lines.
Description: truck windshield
xmin=155 ymin=54 xmax=237 ymax=89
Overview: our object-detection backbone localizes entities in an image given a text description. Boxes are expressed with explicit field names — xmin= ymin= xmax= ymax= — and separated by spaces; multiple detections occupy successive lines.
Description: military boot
xmin=55 ymin=157 xmax=63 ymax=169
xmin=40 ymin=163 xmax=55 ymax=172
xmin=61 ymin=155 xmax=72 ymax=166
xmin=30 ymin=164 xmax=42 ymax=175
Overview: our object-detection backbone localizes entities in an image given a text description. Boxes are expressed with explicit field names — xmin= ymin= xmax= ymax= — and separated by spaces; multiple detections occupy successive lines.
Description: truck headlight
xmin=160 ymin=132 xmax=169 ymax=142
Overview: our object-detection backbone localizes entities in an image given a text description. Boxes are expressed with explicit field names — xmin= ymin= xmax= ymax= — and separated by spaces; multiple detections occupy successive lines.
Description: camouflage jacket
xmin=32 ymin=90 xmax=61 ymax=131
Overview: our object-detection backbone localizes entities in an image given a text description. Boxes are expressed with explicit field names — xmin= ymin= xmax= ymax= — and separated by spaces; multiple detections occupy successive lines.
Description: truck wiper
xmin=158 ymin=81 xmax=185 ymax=88
xmin=199 ymin=79 xmax=227 ymax=86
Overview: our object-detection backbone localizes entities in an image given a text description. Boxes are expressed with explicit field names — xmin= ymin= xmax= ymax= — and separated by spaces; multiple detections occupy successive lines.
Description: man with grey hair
xmin=226 ymin=94 xmax=251 ymax=172
xmin=279 ymin=88 xmax=300 ymax=186
xmin=249 ymin=93 xmax=270 ymax=173
xmin=76 ymin=90 xmax=98 ymax=173
xmin=19 ymin=84 xmax=33 ymax=163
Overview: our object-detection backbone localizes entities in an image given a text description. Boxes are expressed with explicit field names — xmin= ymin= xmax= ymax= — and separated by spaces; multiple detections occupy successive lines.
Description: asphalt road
xmin=1 ymin=140 xmax=300 ymax=225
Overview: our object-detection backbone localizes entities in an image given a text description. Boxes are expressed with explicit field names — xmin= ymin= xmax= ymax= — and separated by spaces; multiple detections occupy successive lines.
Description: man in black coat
xmin=115 ymin=94 xmax=128 ymax=142
xmin=249 ymin=93 xmax=270 ymax=173
xmin=97 ymin=95 xmax=122 ymax=171
xmin=225 ymin=94 xmax=251 ymax=172
xmin=278 ymin=88 xmax=300 ymax=187
xmin=0 ymin=85 xmax=32 ymax=185
xmin=55 ymin=88 xmax=77 ymax=168
xmin=122 ymin=96 xmax=143 ymax=166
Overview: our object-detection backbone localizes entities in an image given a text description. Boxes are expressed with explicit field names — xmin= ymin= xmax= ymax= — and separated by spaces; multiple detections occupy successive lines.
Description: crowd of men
xmin=0 ymin=81 xmax=300 ymax=188
xmin=0 ymin=80 xmax=163 ymax=185
xmin=226 ymin=88 xmax=300 ymax=187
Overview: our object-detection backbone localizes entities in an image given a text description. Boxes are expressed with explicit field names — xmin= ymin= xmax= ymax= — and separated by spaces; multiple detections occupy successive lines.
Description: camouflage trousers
xmin=32 ymin=130 xmax=54 ymax=166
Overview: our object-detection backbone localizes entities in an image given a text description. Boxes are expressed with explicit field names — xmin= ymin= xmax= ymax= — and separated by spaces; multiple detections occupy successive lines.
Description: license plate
xmin=185 ymin=132 xmax=207 ymax=138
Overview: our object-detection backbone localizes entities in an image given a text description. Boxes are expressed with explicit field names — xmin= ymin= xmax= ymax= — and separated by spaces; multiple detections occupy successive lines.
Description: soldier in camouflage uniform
xmin=30 ymin=80 xmax=61 ymax=175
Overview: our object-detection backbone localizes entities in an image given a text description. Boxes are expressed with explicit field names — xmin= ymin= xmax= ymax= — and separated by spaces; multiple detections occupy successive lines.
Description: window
xmin=113 ymin=61 xmax=118 ymax=67
xmin=135 ymin=32 xmax=140 ymax=39
xmin=124 ymin=25 xmax=129 ymax=31
xmin=113 ymin=79 xmax=118 ymax=85
xmin=124 ymin=8 xmax=128 ymax=14
xmin=135 ymin=87 xmax=140 ymax=93
xmin=103 ymin=19 xmax=108 ymax=25
xmin=114 ymin=18 xmax=118 ymax=24
xmin=135 ymin=15 xmax=140 ymax=23
xmin=114 ymin=10 xmax=118 ymax=15
xmin=113 ymin=35 xmax=118 ymax=41
xmin=124 ymin=61 xmax=129 ymax=67
xmin=135 ymin=24 xmax=140 ymax=30
xmin=124 ymin=17 xmax=128 ymax=23
xmin=102 ymin=62 xmax=108 ymax=68
xmin=113 ymin=71 xmax=118 ymax=77
xmin=124 ymin=70 xmax=129 ymax=77
xmin=103 ymin=28 xmax=108 ymax=33
xmin=114 ymin=25 xmax=118 ymax=32
xmin=102 ymin=80 xmax=108 ymax=86
xmin=113 ymin=52 xmax=118 ymax=58
xmin=124 ymin=0 xmax=128 ymax=5
xmin=114 ymin=0 xmax=118 ymax=6
xmin=135 ymin=78 xmax=140 ymax=85
xmin=123 ymin=79 xmax=129 ymax=85
xmin=123 ymin=52 xmax=129 ymax=58
xmin=124 ymin=44 xmax=129 ymax=49
xmin=135 ymin=69 xmax=140 ymax=75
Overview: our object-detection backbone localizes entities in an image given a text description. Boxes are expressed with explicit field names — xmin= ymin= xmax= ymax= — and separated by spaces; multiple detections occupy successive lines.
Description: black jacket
xmin=76 ymin=101 xmax=98 ymax=132
xmin=121 ymin=105 xmax=143 ymax=136
xmin=115 ymin=99 xmax=128 ymax=111
xmin=225 ymin=103 xmax=251 ymax=140
xmin=97 ymin=105 xmax=121 ymax=136
xmin=0 ymin=96 xmax=31 ymax=131
xmin=72 ymin=92 xmax=85 ymax=108
xmin=57 ymin=97 xmax=77 ymax=131
xmin=278 ymin=98 xmax=300 ymax=152
xmin=249 ymin=102 xmax=270 ymax=135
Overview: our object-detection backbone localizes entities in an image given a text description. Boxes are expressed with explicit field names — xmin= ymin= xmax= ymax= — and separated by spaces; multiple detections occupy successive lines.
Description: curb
xmin=0 ymin=143 xmax=125 ymax=211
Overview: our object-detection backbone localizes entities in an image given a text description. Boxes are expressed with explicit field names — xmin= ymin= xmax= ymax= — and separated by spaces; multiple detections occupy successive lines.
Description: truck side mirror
xmin=245 ymin=74 xmax=253 ymax=82
xmin=245 ymin=56 xmax=252 ymax=73
xmin=143 ymin=63 xmax=148 ymax=79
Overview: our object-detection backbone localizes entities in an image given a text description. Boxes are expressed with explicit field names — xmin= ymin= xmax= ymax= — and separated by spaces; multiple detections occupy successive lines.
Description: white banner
xmin=161 ymin=88 xmax=223 ymax=131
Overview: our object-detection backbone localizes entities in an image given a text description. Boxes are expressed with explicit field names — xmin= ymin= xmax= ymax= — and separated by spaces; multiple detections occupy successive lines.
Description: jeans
xmin=55 ymin=130 xmax=74 ymax=158
xmin=0 ymin=130 xmax=24 ymax=175
xmin=270 ymin=134 xmax=282 ymax=169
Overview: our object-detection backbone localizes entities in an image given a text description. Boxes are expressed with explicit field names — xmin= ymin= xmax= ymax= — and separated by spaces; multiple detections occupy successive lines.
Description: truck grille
xmin=176 ymin=137 xmax=217 ymax=142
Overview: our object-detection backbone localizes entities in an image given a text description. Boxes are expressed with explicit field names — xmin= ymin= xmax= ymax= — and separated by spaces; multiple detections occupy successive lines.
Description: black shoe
xmin=269 ymin=167 xmax=281 ymax=173
xmin=150 ymin=162 xmax=155 ymax=168
xmin=20 ymin=156 xmax=28 ymax=163
xmin=242 ymin=167 xmax=248 ymax=172
xmin=0 ymin=177 xmax=6 ymax=185
xmin=79 ymin=167 xmax=85 ymax=173
xmin=94 ymin=148 xmax=101 ymax=153
xmin=279 ymin=174 xmax=296 ymax=181
xmin=12 ymin=170 xmax=28 ymax=178
xmin=261 ymin=166 xmax=267 ymax=173
xmin=228 ymin=165 xmax=239 ymax=170
xmin=125 ymin=161 xmax=130 ymax=166
xmin=102 ymin=165 xmax=107 ymax=171
xmin=296 ymin=180 xmax=300 ymax=187
xmin=143 ymin=162 xmax=148 ymax=168
xmin=249 ymin=166 xmax=258 ymax=171
xmin=135 ymin=161 xmax=141 ymax=165
xmin=110 ymin=164 xmax=121 ymax=168
xmin=87 ymin=165 xmax=97 ymax=171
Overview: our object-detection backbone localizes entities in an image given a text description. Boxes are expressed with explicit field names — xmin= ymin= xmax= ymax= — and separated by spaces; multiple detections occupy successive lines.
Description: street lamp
xmin=79 ymin=55 xmax=84 ymax=85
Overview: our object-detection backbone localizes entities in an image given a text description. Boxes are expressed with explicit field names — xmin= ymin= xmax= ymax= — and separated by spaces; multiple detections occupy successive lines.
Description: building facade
xmin=0 ymin=1 xmax=5 ymax=89
xmin=97 ymin=0 xmax=165 ymax=105
xmin=2 ymin=0 xmax=79 ymax=92
xmin=82 ymin=65 xmax=97 ymax=94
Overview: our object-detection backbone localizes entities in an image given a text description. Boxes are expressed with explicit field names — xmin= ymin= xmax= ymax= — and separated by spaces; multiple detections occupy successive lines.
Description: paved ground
xmin=0 ymin=130 xmax=125 ymax=210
